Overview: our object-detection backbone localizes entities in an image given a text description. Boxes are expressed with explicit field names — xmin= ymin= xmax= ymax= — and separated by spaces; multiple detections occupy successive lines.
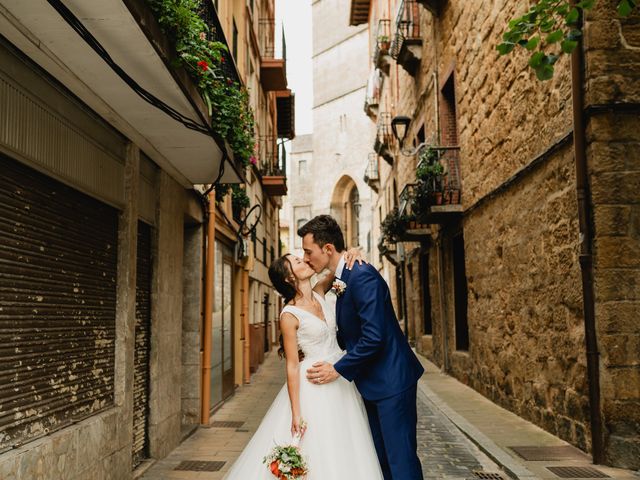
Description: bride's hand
xmin=291 ymin=415 xmax=307 ymax=438
xmin=345 ymin=247 xmax=367 ymax=269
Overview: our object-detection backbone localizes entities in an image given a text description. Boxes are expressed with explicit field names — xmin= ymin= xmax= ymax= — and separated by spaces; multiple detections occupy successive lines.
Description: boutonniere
xmin=331 ymin=279 xmax=347 ymax=297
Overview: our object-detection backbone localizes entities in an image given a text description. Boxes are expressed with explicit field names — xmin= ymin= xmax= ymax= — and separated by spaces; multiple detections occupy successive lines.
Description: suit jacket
xmin=333 ymin=262 xmax=424 ymax=401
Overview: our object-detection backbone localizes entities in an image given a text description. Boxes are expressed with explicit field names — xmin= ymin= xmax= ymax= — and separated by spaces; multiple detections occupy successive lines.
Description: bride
xmin=223 ymin=253 xmax=384 ymax=479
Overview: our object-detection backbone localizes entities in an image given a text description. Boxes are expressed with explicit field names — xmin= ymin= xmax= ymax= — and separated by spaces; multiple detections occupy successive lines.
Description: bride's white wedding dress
xmin=223 ymin=292 xmax=383 ymax=479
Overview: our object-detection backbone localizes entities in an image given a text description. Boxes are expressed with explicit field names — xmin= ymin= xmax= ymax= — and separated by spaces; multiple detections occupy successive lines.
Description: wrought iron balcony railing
xmin=199 ymin=1 xmax=240 ymax=85
xmin=390 ymin=0 xmax=422 ymax=75
xmin=364 ymin=153 xmax=380 ymax=192
xmin=374 ymin=112 xmax=395 ymax=165
xmin=373 ymin=19 xmax=391 ymax=72
xmin=399 ymin=146 xmax=462 ymax=224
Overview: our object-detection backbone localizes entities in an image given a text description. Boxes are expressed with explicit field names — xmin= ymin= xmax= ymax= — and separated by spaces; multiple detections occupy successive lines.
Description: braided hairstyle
xmin=268 ymin=255 xmax=305 ymax=361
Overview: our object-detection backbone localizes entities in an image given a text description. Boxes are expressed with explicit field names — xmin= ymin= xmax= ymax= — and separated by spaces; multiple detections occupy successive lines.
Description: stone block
xmin=585 ymin=19 xmax=621 ymax=51
xmin=588 ymin=140 xmax=640 ymax=174
xmin=600 ymin=333 xmax=640 ymax=367
xmin=600 ymin=366 xmax=640 ymax=400
xmin=50 ymin=428 xmax=78 ymax=479
xmin=595 ymin=236 xmax=640 ymax=268
xmin=591 ymin=171 xmax=640 ymax=205
xmin=102 ymin=447 xmax=131 ymax=480
xmin=588 ymin=114 xmax=640 ymax=143
xmin=597 ymin=301 xmax=640 ymax=334
xmin=76 ymin=419 xmax=103 ymax=473
xmin=605 ymin=434 xmax=640 ymax=470
xmin=594 ymin=269 xmax=640 ymax=301
xmin=0 ymin=455 xmax=18 ymax=480
xmin=594 ymin=205 xmax=631 ymax=236
xmin=16 ymin=440 xmax=54 ymax=480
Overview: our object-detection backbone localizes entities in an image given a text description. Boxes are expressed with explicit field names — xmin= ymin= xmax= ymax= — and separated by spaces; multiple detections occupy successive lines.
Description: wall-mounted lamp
xmin=391 ymin=115 xmax=427 ymax=156
xmin=391 ymin=116 xmax=411 ymax=148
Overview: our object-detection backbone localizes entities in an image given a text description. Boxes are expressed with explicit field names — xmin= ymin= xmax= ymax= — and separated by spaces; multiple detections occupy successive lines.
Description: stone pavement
xmin=416 ymin=354 xmax=640 ymax=480
xmin=140 ymin=351 xmax=640 ymax=480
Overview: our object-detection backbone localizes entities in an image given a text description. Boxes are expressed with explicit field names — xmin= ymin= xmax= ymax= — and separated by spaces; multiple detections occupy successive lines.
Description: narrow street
xmin=140 ymin=352 xmax=502 ymax=480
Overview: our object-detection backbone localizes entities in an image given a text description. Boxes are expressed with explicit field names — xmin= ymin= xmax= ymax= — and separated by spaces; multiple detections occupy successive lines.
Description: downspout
xmin=437 ymin=234 xmax=449 ymax=373
xmin=570 ymin=5 xmax=604 ymax=464
xmin=242 ymin=268 xmax=251 ymax=384
xmin=201 ymin=191 xmax=216 ymax=424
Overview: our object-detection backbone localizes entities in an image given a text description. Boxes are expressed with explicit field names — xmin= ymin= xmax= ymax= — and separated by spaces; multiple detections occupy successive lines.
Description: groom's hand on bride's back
xmin=306 ymin=361 xmax=339 ymax=385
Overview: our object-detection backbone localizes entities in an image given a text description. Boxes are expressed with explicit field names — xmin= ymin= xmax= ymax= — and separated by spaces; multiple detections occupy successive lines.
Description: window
xmin=441 ymin=74 xmax=458 ymax=146
xmin=232 ymin=20 xmax=239 ymax=61
xmin=298 ymin=159 xmax=307 ymax=175
xmin=452 ymin=232 xmax=469 ymax=350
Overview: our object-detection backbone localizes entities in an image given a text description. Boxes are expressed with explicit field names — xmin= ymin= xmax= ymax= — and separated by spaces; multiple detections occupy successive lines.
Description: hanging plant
xmin=380 ymin=208 xmax=411 ymax=244
xmin=146 ymin=0 xmax=256 ymax=170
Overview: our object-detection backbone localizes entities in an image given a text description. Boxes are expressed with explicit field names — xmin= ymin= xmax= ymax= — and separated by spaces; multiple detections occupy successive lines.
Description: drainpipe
xmin=242 ymin=268 xmax=251 ymax=384
xmin=570 ymin=6 xmax=604 ymax=464
xmin=436 ymin=232 xmax=449 ymax=372
xmin=201 ymin=191 xmax=216 ymax=424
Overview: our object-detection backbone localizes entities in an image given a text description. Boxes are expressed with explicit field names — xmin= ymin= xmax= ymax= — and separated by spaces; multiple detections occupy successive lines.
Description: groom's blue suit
xmin=333 ymin=261 xmax=424 ymax=480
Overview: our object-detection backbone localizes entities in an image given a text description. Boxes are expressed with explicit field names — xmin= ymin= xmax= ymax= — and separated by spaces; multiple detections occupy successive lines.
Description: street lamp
xmin=391 ymin=115 xmax=428 ymax=156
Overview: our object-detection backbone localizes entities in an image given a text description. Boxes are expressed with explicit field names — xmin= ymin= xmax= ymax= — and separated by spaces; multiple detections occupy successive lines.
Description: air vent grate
xmin=471 ymin=471 xmax=507 ymax=479
xmin=547 ymin=466 xmax=610 ymax=478
xmin=211 ymin=420 xmax=245 ymax=428
xmin=174 ymin=460 xmax=226 ymax=472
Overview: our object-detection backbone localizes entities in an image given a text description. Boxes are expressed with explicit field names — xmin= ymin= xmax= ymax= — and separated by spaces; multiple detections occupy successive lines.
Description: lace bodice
xmin=281 ymin=292 xmax=342 ymax=361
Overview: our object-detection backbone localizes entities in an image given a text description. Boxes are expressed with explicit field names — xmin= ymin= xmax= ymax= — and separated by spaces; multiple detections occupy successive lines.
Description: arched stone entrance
xmin=330 ymin=175 xmax=361 ymax=248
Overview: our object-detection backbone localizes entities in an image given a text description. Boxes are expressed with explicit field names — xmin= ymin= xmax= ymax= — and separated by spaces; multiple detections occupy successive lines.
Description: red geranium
xmin=197 ymin=60 xmax=209 ymax=71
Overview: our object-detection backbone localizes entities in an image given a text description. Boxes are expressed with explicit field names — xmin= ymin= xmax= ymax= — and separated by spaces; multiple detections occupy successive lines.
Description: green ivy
xmin=498 ymin=0 xmax=638 ymax=80
xmin=146 ymin=0 xmax=256 ymax=170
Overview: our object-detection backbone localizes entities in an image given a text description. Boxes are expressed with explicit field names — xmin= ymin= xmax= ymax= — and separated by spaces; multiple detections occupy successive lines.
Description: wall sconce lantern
xmin=391 ymin=115 xmax=411 ymax=148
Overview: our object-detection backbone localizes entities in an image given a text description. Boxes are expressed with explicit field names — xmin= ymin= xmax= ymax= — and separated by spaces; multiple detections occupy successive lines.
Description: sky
xmin=276 ymin=0 xmax=313 ymax=135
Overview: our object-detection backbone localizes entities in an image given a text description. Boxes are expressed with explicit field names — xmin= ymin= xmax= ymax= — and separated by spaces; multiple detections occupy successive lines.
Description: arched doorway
xmin=330 ymin=176 xmax=361 ymax=248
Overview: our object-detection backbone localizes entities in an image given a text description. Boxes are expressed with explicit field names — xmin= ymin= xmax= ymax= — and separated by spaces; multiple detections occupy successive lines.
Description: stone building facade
xmin=283 ymin=0 xmax=377 ymax=256
xmin=351 ymin=0 xmax=639 ymax=469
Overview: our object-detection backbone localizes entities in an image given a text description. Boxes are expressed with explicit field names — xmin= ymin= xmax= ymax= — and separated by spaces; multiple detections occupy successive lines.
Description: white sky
xmin=276 ymin=0 xmax=313 ymax=135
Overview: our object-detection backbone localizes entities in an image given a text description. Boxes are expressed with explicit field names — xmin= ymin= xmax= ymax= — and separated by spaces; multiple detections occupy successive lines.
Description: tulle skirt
xmin=223 ymin=351 xmax=384 ymax=479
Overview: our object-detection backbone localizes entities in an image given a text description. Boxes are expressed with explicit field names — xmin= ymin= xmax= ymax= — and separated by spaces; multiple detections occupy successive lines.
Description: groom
xmin=299 ymin=215 xmax=424 ymax=480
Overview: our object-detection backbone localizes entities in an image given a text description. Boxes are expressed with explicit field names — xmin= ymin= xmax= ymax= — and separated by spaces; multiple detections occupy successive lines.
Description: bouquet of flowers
xmin=263 ymin=432 xmax=309 ymax=480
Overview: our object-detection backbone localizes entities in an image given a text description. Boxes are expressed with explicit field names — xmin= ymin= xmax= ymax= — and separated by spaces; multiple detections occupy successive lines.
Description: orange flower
xmin=269 ymin=460 xmax=281 ymax=476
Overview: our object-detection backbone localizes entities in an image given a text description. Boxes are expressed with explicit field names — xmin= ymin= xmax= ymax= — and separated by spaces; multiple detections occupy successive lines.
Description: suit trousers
xmin=363 ymin=384 xmax=423 ymax=480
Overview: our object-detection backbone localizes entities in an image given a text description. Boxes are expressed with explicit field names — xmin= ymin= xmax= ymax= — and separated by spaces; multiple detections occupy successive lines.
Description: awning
xmin=0 ymin=0 xmax=243 ymax=185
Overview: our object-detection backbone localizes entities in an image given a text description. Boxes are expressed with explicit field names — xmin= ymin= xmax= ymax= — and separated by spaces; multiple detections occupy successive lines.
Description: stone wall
xmin=583 ymin=2 xmax=640 ymax=468
xmin=149 ymin=171 xmax=185 ymax=459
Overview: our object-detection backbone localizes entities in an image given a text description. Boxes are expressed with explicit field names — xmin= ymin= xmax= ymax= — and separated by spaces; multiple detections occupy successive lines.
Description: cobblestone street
xmin=416 ymin=392 xmax=501 ymax=479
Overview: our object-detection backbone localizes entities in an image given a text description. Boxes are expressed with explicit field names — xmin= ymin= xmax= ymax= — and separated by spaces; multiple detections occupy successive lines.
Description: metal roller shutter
xmin=0 ymin=153 xmax=118 ymax=451
xmin=132 ymin=221 xmax=151 ymax=468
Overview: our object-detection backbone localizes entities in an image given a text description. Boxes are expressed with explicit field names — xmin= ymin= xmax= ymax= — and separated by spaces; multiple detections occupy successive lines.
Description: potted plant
xmin=231 ymin=185 xmax=250 ymax=220
xmin=377 ymin=35 xmax=390 ymax=53
xmin=381 ymin=208 xmax=411 ymax=244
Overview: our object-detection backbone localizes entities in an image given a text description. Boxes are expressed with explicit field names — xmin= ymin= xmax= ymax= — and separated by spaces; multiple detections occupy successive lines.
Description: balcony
xmin=364 ymin=153 xmax=380 ymax=193
xmin=373 ymin=19 xmax=392 ymax=75
xmin=416 ymin=0 xmax=447 ymax=15
xmin=390 ymin=0 xmax=422 ymax=76
xmin=259 ymin=18 xmax=287 ymax=91
xmin=349 ymin=0 xmax=371 ymax=26
xmin=364 ymin=69 xmax=382 ymax=119
xmin=401 ymin=146 xmax=462 ymax=224
xmin=374 ymin=112 xmax=395 ymax=165
xmin=276 ymin=90 xmax=295 ymax=139
xmin=0 ymin=0 xmax=246 ymax=184
xmin=259 ymin=136 xmax=288 ymax=197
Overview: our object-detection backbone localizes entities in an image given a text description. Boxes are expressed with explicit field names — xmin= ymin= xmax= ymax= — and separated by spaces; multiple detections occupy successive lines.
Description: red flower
xmin=269 ymin=461 xmax=281 ymax=476
xmin=221 ymin=57 xmax=226 ymax=63
xmin=197 ymin=60 xmax=209 ymax=71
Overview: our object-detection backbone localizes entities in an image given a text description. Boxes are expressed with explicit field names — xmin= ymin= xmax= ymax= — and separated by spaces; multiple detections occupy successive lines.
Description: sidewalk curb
xmin=417 ymin=378 xmax=540 ymax=480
